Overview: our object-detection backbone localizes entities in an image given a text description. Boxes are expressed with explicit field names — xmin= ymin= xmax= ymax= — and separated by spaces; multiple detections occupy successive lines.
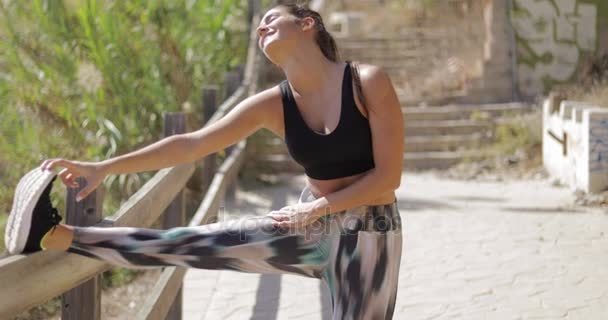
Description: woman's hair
xmin=277 ymin=3 xmax=340 ymax=62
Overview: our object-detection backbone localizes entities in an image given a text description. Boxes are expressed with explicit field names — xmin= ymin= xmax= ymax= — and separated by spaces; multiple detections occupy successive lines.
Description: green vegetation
xmin=463 ymin=110 xmax=543 ymax=166
xmin=492 ymin=113 xmax=542 ymax=156
xmin=101 ymin=268 xmax=145 ymax=289
xmin=0 ymin=0 xmax=251 ymax=252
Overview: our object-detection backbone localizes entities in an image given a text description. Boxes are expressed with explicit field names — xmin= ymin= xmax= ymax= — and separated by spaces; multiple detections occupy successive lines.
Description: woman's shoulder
xmin=347 ymin=61 xmax=397 ymax=116
xmin=349 ymin=61 xmax=390 ymax=84
xmin=238 ymin=84 xmax=285 ymax=135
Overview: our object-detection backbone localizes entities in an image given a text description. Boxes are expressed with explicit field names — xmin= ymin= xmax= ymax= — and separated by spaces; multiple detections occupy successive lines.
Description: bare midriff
xmin=305 ymin=170 xmax=397 ymax=206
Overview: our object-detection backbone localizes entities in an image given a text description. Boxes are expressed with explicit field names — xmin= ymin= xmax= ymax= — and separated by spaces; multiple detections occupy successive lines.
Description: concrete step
xmin=398 ymin=92 xmax=471 ymax=107
xmin=339 ymin=60 xmax=429 ymax=72
xmin=251 ymin=151 xmax=485 ymax=172
xmin=251 ymin=133 xmax=490 ymax=155
xmin=339 ymin=43 xmax=456 ymax=53
xmin=405 ymin=120 xmax=492 ymax=136
xmin=484 ymin=59 xmax=513 ymax=70
xmin=405 ymin=134 xmax=490 ymax=152
xmin=404 ymin=151 xmax=484 ymax=170
xmin=454 ymin=88 xmax=516 ymax=104
xmin=247 ymin=137 xmax=286 ymax=154
xmin=337 ymin=37 xmax=453 ymax=47
xmin=341 ymin=56 xmax=422 ymax=67
xmin=402 ymin=102 xmax=532 ymax=120
xmin=340 ymin=49 xmax=430 ymax=59
xmin=469 ymin=78 xmax=513 ymax=91
xmin=453 ymin=91 xmax=515 ymax=104
xmin=337 ymin=37 xmax=444 ymax=46
xmin=481 ymin=65 xmax=513 ymax=77
xmin=248 ymin=154 xmax=304 ymax=174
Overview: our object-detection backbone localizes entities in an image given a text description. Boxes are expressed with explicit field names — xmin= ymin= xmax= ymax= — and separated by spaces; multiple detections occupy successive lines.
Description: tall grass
xmin=0 ymin=0 xmax=251 ymax=252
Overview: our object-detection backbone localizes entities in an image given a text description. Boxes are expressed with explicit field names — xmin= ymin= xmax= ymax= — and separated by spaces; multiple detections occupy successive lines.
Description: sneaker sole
xmin=4 ymin=167 xmax=57 ymax=255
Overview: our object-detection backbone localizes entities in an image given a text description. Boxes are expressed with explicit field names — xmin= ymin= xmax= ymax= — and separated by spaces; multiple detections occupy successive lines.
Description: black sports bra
xmin=280 ymin=62 xmax=375 ymax=180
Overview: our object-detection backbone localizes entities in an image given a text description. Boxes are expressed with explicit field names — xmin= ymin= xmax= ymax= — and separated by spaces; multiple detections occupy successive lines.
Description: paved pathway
xmin=182 ymin=172 xmax=608 ymax=320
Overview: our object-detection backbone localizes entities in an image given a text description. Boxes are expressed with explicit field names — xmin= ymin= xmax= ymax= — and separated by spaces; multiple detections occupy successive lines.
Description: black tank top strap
xmin=280 ymin=80 xmax=300 ymax=131
xmin=342 ymin=61 xmax=353 ymax=109
xmin=279 ymin=80 xmax=293 ymax=106
xmin=342 ymin=61 xmax=368 ymax=123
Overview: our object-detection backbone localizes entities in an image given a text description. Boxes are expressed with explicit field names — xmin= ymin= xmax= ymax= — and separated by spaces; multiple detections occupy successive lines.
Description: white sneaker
xmin=4 ymin=167 xmax=62 ymax=254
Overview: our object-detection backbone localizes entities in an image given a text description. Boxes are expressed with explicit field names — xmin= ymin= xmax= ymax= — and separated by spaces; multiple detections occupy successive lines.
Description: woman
xmin=6 ymin=3 xmax=404 ymax=319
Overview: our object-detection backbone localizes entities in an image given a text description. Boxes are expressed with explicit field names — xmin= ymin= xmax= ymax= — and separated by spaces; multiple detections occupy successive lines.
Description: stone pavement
xmin=182 ymin=172 xmax=608 ymax=320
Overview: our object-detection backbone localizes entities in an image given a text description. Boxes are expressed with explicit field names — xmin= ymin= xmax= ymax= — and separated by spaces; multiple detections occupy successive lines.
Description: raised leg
xmin=67 ymin=215 xmax=332 ymax=278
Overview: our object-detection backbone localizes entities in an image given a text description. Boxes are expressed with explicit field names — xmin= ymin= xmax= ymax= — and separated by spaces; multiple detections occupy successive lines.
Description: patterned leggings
xmin=67 ymin=186 xmax=403 ymax=320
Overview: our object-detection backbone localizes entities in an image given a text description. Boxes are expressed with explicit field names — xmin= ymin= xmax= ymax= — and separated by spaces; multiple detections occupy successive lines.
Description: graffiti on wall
xmin=511 ymin=0 xmax=598 ymax=96
xmin=590 ymin=119 xmax=608 ymax=172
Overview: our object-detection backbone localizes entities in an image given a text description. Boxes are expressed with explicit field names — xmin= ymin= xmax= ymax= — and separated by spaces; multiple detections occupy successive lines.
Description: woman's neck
xmin=281 ymin=54 xmax=343 ymax=96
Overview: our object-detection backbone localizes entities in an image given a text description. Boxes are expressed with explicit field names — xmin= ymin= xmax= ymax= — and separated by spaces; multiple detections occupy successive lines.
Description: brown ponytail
xmin=278 ymin=4 xmax=340 ymax=62
xmin=349 ymin=61 xmax=368 ymax=113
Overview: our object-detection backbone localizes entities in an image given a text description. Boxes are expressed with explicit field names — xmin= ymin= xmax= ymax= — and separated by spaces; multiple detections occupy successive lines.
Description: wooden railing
xmin=0 ymin=2 xmax=263 ymax=319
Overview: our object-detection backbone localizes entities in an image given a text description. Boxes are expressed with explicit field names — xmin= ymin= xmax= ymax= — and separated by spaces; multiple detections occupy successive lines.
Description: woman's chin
xmin=263 ymin=44 xmax=282 ymax=61
xmin=263 ymin=40 xmax=277 ymax=51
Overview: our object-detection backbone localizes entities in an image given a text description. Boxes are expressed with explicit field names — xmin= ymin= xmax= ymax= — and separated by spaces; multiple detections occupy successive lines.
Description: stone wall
xmin=511 ymin=0 xmax=608 ymax=98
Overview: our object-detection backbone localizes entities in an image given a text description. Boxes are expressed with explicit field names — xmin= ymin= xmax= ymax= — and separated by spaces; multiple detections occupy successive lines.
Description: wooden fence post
xmin=235 ymin=64 xmax=245 ymax=84
xmin=201 ymin=87 xmax=219 ymax=196
xmin=163 ymin=112 xmax=187 ymax=320
xmin=247 ymin=0 xmax=257 ymax=34
xmin=223 ymin=68 xmax=244 ymax=202
xmin=62 ymin=179 xmax=104 ymax=320
xmin=224 ymin=70 xmax=241 ymax=100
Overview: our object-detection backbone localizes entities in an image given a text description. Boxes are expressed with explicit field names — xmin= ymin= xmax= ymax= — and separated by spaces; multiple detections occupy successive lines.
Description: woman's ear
xmin=300 ymin=16 xmax=316 ymax=31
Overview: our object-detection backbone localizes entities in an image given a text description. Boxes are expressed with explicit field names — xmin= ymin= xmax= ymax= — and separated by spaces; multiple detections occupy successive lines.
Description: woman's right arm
xmin=42 ymin=86 xmax=281 ymax=200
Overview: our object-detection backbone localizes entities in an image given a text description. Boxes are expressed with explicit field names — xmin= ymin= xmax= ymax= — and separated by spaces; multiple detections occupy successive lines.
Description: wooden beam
xmin=136 ymin=267 xmax=187 ymax=320
xmin=0 ymin=252 xmax=109 ymax=319
xmin=206 ymin=85 xmax=247 ymax=124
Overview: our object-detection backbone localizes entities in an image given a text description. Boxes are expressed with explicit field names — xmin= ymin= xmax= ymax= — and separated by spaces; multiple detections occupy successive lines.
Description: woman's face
xmin=256 ymin=7 xmax=313 ymax=65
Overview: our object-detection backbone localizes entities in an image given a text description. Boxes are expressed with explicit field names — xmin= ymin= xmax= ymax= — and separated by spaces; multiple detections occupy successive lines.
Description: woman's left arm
xmin=270 ymin=65 xmax=404 ymax=227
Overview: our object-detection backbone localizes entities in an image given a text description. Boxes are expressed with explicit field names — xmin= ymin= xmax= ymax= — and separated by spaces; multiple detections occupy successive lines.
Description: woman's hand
xmin=267 ymin=201 xmax=328 ymax=228
xmin=40 ymin=159 xmax=108 ymax=202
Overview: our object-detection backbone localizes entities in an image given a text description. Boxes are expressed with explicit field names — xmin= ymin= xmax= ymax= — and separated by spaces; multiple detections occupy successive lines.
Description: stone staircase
xmin=400 ymin=102 xmax=532 ymax=170
xmin=337 ymin=34 xmax=469 ymax=104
